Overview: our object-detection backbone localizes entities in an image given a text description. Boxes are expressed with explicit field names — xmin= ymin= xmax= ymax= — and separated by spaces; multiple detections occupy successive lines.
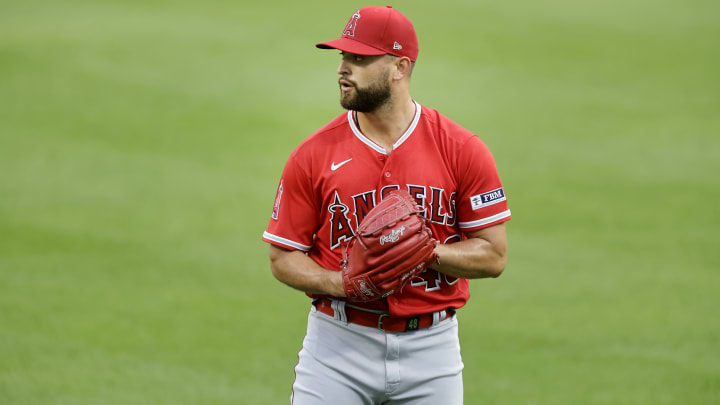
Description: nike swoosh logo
xmin=331 ymin=158 xmax=353 ymax=171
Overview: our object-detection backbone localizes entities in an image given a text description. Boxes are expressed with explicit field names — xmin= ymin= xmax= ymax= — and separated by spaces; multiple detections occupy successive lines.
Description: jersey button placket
xmin=378 ymin=153 xmax=392 ymax=185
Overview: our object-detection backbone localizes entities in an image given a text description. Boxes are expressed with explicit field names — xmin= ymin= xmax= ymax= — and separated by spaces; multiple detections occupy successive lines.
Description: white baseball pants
xmin=290 ymin=303 xmax=464 ymax=404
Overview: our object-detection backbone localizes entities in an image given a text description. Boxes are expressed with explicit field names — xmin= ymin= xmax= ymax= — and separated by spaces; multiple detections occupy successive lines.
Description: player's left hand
xmin=340 ymin=190 xmax=439 ymax=302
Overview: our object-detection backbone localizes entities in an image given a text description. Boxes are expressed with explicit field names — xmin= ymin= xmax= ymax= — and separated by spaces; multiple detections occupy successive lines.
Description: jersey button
xmin=385 ymin=171 xmax=391 ymax=178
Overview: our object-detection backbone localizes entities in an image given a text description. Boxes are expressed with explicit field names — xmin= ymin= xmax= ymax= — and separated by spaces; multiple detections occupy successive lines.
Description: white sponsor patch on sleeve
xmin=470 ymin=187 xmax=506 ymax=210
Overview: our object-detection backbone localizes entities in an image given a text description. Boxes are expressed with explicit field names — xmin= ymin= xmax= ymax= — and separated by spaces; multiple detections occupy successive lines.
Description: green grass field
xmin=1 ymin=0 xmax=719 ymax=403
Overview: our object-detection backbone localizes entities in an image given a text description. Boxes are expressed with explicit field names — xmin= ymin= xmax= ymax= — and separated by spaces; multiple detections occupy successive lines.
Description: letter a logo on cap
xmin=343 ymin=11 xmax=361 ymax=37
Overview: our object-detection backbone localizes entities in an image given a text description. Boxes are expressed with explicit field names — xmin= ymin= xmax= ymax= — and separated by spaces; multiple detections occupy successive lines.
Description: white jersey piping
xmin=347 ymin=101 xmax=422 ymax=155
xmin=458 ymin=210 xmax=512 ymax=229
xmin=262 ymin=231 xmax=312 ymax=252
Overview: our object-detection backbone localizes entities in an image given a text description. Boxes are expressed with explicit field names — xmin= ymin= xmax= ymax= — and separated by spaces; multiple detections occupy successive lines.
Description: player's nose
xmin=337 ymin=59 xmax=351 ymax=76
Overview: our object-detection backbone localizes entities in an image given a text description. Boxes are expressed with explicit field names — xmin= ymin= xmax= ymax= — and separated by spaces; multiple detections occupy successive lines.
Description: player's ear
xmin=392 ymin=56 xmax=413 ymax=81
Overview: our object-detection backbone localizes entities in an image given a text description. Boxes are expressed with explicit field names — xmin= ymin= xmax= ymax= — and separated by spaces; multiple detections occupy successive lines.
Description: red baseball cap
xmin=316 ymin=6 xmax=419 ymax=62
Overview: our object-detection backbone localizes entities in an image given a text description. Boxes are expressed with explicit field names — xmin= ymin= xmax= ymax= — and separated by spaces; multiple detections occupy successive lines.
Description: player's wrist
xmin=329 ymin=271 xmax=346 ymax=297
xmin=432 ymin=241 xmax=446 ymax=267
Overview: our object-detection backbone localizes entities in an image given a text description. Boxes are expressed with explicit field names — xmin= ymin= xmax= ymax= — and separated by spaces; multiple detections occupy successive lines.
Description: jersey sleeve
xmin=454 ymin=135 xmax=511 ymax=231
xmin=262 ymin=152 xmax=319 ymax=251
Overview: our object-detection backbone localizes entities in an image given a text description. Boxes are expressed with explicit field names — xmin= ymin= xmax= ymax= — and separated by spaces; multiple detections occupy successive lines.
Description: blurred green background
xmin=1 ymin=0 xmax=718 ymax=404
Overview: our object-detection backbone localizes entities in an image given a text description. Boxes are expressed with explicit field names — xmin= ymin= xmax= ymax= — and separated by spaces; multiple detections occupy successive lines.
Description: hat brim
xmin=316 ymin=37 xmax=387 ymax=56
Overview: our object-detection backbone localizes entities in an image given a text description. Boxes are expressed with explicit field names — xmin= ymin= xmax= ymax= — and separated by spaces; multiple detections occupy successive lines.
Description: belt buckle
xmin=377 ymin=314 xmax=388 ymax=331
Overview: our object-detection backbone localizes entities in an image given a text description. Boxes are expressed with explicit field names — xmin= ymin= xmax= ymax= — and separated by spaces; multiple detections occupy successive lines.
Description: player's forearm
xmin=433 ymin=237 xmax=507 ymax=279
xmin=269 ymin=246 xmax=346 ymax=297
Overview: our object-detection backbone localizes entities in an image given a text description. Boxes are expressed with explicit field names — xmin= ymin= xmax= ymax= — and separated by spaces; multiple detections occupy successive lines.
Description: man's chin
xmin=340 ymin=94 xmax=355 ymax=110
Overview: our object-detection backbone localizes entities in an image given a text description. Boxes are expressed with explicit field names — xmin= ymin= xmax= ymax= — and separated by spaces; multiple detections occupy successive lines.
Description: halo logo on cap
xmin=343 ymin=11 xmax=361 ymax=37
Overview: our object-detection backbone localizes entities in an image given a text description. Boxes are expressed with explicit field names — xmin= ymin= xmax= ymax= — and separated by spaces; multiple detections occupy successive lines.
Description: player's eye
xmin=340 ymin=52 xmax=364 ymax=63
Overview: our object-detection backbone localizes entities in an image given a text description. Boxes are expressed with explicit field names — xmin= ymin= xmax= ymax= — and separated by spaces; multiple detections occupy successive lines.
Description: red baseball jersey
xmin=263 ymin=102 xmax=511 ymax=317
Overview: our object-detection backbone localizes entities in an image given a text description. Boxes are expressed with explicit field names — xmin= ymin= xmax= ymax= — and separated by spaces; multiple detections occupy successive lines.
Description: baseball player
xmin=263 ymin=5 xmax=511 ymax=404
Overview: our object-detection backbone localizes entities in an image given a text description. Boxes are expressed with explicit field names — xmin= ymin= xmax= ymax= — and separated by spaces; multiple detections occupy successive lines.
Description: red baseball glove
xmin=341 ymin=190 xmax=439 ymax=302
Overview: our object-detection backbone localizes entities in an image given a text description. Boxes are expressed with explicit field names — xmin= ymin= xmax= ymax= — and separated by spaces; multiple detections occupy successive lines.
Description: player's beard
xmin=340 ymin=71 xmax=391 ymax=113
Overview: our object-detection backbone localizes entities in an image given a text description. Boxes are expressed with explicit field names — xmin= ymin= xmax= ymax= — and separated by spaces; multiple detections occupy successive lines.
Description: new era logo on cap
xmin=316 ymin=6 xmax=419 ymax=62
